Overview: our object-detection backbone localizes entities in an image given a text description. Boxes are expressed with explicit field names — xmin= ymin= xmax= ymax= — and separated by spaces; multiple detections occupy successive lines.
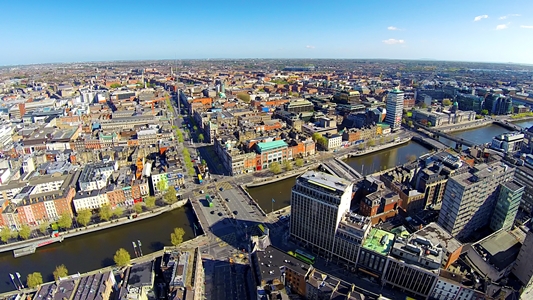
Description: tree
xmin=170 ymin=227 xmax=185 ymax=246
xmin=27 ymin=272 xmax=43 ymax=288
xmin=112 ymin=206 xmax=124 ymax=218
xmin=76 ymin=209 xmax=92 ymax=227
xmin=113 ymin=248 xmax=131 ymax=267
xmin=193 ymin=125 xmax=198 ymax=132
xmin=163 ymin=186 xmax=178 ymax=204
xmin=236 ymin=92 xmax=251 ymax=103
xmin=0 ymin=227 xmax=13 ymax=243
xmin=311 ymin=133 xmax=322 ymax=142
xmin=368 ymin=139 xmax=376 ymax=147
xmin=57 ymin=213 xmax=73 ymax=230
xmin=18 ymin=224 xmax=31 ymax=240
xmin=269 ymin=162 xmax=282 ymax=174
xmin=144 ymin=196 xmax=156 ymax=208
xmin=39 ymin=223 xmax=49 ymax=235
xmin=133 ymin=203 xmax=143 ymax=214
xmin=177 ymin=131 xmax=184 ymax=143
xmin=99 ymin=204 xmax=112 ymax=221
xmin=53 ymin=264 xmax=68 ymax=280
xmin=443 ymin=99 xmax=452 ymax=106
xmin=318 ymin=137 xmax=328 ymax=149
xmin=109 ymin=83 xmax=121 ymax=89
xmin=295 ymin=158 xmax=304 ymax=167
xmin=481 ymin=109 xmax=489 ymax=116
xmin=420 ymin=102 xmax=428 ymax=108
xmin=283 ymin=160 xmax=293 ymax=171
xmin=427 ymin=121 xmax=432 ymax=127
xmin=201 ymin=159 xmax=207 ymax=166
xmin=156 ymin=180 xmax=168 ymax=192
xmin=408 ymin=120 xmax=414 ymax=127
xmin=379 ymin=137 xmax=385 ymax=145
xmin=198 ymin=133 xmax=205 ymax=143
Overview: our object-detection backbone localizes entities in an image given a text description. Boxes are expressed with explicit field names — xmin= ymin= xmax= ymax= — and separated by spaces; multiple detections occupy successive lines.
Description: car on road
xmin=218 ymin=212 xmax=223 ymax=216
xmin=225 ymin=198 xmax=230 ymax=202
xmin=233 ymin=211 xmax=238 ymax=215
xmin=200 ymin=190 xmax=204 ymax=194
xmin=210 ymin=211 xmax=215 ymax=215
xmin=219 ymin=187 xmax=224 ymax=191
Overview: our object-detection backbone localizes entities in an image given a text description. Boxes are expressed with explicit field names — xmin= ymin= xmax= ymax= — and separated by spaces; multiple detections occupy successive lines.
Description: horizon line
xmin=1 ymin=57 xmax=532 ymax=68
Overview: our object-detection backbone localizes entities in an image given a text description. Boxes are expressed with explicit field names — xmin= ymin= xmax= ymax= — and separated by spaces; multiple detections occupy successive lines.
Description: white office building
xmin=290 ymin=171 xmax=353 ymax=259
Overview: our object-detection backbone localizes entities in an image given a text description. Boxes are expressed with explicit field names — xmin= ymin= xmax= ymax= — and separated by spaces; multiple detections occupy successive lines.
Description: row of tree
xmin=269 ymin=158 xmax=304 ymax=174
xmin=25 ymin=264 xmax=68 ymax=288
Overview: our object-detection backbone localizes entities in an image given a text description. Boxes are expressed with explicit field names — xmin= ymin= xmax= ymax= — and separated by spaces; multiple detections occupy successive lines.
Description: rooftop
xmin=502 ymin=181 xmax=524 ymax=193
xmin=473 ymin=230 xmax=522 ymax=271
xmin=414 ymin=222 xmax=462 ymax=254
xmin=299 ymin=171 xmax=352 ymax=194
xmin=256 ymin=246 xmax=310 ymax=285
xmin=256 ymin=140 xmax=288 ymax=153
xmin=127 ymin=261 xmax=154 ymax=287
xmin=362 ymin=228 xmax=395 ymax=256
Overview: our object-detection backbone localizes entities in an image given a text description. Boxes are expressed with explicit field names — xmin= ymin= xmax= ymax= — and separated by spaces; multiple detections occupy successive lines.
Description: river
xmin=248 ymin=141 xmax=433 ymax=211
xmin=0 ymin=207 xmax=196 ymax=293
xmin=248 ymin=119 xmax=533 ymax=213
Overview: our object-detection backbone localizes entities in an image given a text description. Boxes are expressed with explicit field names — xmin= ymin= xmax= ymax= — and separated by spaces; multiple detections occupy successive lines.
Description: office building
xmin=437 ymin=162 xmax=514 ymax=241
xmin=333 ymin=212 xmax=372 ymax=266
xmin=491 ymin=132 xmax=524 ymax=154
xmin=356 ymin=228 xmax=394 ymax=280
xmin=385 ymin=88 xmax=404 ymax=131
xmin=490 ymin=181 xmax=524 ymax=232
xmin=384 ymin=234 xmax=441 ymax=298
xmin=414 ymin=222 xmax=463 ymax=269
xmin=290 ymin=171 xmax=353 ymax=259
xmin=465 ymin=229 xmax=524 ymax=281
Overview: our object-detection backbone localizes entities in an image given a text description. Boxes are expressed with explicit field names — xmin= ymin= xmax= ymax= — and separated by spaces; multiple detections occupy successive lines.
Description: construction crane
xmin=148 ymin=96 xmax=169 ymax=115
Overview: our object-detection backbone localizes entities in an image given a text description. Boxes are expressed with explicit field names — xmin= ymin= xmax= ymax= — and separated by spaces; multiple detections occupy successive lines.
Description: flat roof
xmin=256 ymin=246 xmax=310 ymax=284
xmin=299 ymin=171 xmax=352 ymax=193
xmin=415 ymin=222 xmax=462 ymax=253
xmin=476 ymin=230 xmax=521 ymax=271
xmin=362 ymin=228 xmax=395 ymax=256
xmin=502 ymin=181 xmax=524 ymax=193
xmin=256 ymin=140 xmax=288 ymax=152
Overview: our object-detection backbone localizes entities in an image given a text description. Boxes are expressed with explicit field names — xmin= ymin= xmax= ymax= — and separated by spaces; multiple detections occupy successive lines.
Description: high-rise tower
xmin=385 ymin=88 xmax=404 ymax=131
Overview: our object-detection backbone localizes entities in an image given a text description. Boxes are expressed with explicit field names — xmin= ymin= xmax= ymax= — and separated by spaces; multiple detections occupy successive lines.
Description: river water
xmin=249 ymin=119 xmax=533 ymax=213
xmin=0 ymin=207 xmax=196 ymax=293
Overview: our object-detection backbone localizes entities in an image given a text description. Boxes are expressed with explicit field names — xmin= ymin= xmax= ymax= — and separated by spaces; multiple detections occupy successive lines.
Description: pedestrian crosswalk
xmin=216 ymin=181 xmax=233 ymax=191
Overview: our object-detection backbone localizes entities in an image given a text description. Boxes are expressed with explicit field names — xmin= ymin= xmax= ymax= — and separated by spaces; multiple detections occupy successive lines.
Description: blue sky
xmin=1 ymin=0 xmax=533 ymax=65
